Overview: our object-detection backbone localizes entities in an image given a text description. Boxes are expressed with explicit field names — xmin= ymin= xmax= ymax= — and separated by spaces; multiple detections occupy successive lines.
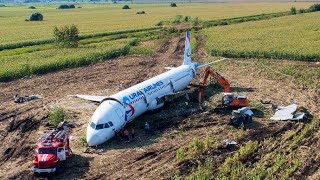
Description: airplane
xmin=76 ymin=31 xmax=225 ymax=146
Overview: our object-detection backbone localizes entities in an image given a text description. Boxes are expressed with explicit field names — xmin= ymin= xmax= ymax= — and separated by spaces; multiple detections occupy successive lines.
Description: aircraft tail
xmin=183 ymin=31 xmax=192 ymax=65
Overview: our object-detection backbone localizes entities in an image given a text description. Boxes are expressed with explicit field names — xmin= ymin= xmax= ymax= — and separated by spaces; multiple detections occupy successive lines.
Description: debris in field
xmin=270 ymin=104 xmax=306 ymax=121
xmin=292 ymin=112 xmax=306 ymax=120
xmin=13 ymin=94 xmax=42 ymax=103
xmin=260 ymin=99 xmax=271 ymax=104
xmin=224 ymin=139 xmax=237 ymax=148
xmin=230 ymin=107 xmax=253 ymax=127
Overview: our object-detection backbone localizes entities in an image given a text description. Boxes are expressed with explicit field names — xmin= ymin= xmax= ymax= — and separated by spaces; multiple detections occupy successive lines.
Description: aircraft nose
xmin=86 ymin=134 xmax=100 ymax=146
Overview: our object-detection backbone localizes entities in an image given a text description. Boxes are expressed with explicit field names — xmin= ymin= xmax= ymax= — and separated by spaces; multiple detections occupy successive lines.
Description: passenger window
xmin=95 ymin=124 xmax=103 ymax=130
xmin=108 ymin=121 xmax=114 ymax=127
xmin=104 ymin=123 xmax=110 ymax=128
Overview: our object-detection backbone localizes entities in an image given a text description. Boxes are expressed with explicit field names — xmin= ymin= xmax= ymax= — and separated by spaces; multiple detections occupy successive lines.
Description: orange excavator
xmin=198 ymin=66 xmax=248 ymax=108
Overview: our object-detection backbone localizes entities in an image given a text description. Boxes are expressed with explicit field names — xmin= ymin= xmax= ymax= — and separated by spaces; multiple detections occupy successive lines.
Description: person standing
xmin=144 ymin=122 xmax=150 ymax=134
xmin=124 ymin=129 xmax=129 ymax=143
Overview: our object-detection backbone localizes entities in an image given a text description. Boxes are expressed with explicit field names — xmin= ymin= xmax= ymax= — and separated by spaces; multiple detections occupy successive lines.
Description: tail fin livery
xmin=183 ymin=31 xmax=192 ymax=65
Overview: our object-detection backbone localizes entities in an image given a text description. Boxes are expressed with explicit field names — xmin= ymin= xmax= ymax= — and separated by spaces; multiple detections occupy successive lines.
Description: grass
xmin=216 ymin=141 xmax=259 ymax=179
xmin=0 ymin=2 xmax=313 ymax=44
xmin=175 ymin=136 xmax=216 ymax=162
xmin=187 ymin=158 xmax=213 ymax=180
xmin=48 ymin=107 xmax=68 ymax=127
xmin=202 ymin=12 xmax=320 ymax=61
xmin=254 ymin=60 xmax=320 ymax=92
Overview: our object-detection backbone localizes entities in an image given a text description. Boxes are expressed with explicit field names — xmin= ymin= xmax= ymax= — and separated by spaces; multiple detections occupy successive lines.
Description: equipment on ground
xmin=198 ymin=66 xmax=249 ymax=108
xmin=33 ymin=125 xmax=71 ymax=174
xmin=230 ymin=107 xmax=253 ymax=127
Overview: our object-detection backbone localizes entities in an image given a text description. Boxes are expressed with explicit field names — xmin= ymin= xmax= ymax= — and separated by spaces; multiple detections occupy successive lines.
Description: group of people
xmin=118 ymin=122 xmax=151 ymax=143
xmin=119 ymin=128 xmax=135 ymax=143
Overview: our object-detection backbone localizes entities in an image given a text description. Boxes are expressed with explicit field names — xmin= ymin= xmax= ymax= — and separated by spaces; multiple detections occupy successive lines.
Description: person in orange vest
xmin=124 ymin=129 xmax=129 ymax=143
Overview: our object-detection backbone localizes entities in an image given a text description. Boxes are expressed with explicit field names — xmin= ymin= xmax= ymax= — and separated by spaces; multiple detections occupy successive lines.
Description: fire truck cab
xmin=33 ymin=128 xmax=70 ymax=174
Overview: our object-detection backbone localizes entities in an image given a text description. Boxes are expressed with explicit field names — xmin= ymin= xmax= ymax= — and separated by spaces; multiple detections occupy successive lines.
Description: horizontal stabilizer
xmin=75 ymin=95 xmax=107 ymax=102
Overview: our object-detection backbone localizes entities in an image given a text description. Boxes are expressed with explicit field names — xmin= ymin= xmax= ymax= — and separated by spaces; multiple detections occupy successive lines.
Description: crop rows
xmin=0 ymin=27 xmax=161 ymax=51
xmin=202 ymin=12 xmax=320 ymax=62
xmin=0 ymin=39 xmax=140 ymax=82
xmin=0 ymin=2 xmax=313 ymax=44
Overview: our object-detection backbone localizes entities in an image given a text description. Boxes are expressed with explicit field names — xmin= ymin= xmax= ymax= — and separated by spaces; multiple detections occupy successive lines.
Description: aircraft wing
xmin=159 ymin=87 xmax=198 ymax=102
xmin=75 ymin=94 xmax=108 ymax=102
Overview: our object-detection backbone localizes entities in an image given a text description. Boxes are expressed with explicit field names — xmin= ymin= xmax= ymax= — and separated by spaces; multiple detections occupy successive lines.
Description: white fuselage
xmin=86 ymin=64 xmax=196 ymax=146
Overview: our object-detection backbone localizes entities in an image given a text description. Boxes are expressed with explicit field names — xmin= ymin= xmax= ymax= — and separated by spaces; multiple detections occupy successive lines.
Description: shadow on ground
xmin=50 ymin=154 xmax=93 ymax=180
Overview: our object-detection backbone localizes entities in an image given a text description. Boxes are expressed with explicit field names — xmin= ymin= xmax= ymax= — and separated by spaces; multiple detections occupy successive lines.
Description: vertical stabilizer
xmin=183 ymin=31 xmax=192 ymax=65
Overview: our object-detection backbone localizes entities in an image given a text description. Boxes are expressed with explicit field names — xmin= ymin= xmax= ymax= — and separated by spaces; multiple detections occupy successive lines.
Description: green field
xmin=0 ymin=38 xmax=135 ymax=81
xmin=0 ymin=2 xmax=313 ymax=44
xmin=0 ymin=2 xmax=319 ymax=82
xmin=202 ymin=12 xmax=320 ymax=61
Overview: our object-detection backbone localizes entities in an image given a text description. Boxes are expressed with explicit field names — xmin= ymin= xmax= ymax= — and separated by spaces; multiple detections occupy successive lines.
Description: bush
xmin=184 ymin=16 xmax=190 ymax=22
xmin=290 ymin=7 xmax=297 ymax=14
xmin=170 ymin=3 xmax=177 ymax=7
xmin=299 ymin=8 xmax=306 ymax=13
xmin=309 ymin=4 xmax=320 ymax=12
xmin=48 ymin=107 xmax=68 ymax=127
xmin=0 ymin=4 xmax=5 ymax=7
xmin=28 ymin=6 xmax=36 ymax=9
xmin=58 ymin=4 xmax=75 ymax=9
xmin=219 ymin=21 xmax=228 ymax=26
xmin=53 ymin=24 xmax=79 ymax=48
xmin=155 ymin=21 xmax=163 ymax=26
xmin=175 ymin=147 xmax=186 ymax=161
xmin=122 ymin=5 xmax=130 ymax=9
xmin=136 ymin=11 xmax=145 ymax=14
xmin=191 ymin=17 xmax=200 ymax=26
xmin=29 ymin=13 xmax=43 ymax=21
xmin=171 ymin=15 xmax=182 ymax=24
xmin=80 ymin=135 xmax=87 ymax=147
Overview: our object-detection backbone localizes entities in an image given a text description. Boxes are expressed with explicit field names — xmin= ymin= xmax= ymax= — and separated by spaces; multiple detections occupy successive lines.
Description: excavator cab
xmin=222 ymin=93 xmax=234 ymax=106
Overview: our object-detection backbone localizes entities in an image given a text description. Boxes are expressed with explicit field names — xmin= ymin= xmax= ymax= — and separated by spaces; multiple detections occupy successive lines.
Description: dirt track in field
xmin=0 ymin=34 xmax=319 ymax=179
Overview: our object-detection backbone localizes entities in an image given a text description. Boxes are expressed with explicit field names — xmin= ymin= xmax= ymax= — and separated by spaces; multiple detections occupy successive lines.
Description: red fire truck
xmin=33 ymin=127 xmax=71 ymax=174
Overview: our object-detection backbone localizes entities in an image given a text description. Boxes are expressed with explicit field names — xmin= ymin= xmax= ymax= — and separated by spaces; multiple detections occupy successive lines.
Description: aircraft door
xmin=169 ymin=79 xmax=176 ymax=93
xmin=113 ymin=108 xmax=126 ymax=130
xmin=57 ymin=147 xmax=66 ymax=161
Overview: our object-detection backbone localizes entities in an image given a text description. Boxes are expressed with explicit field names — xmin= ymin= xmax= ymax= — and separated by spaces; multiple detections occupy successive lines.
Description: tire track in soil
xmin=1 ymin=34 xmax=318 ymax=179
xmin=0 ymin=37 xmax=184 ymax=179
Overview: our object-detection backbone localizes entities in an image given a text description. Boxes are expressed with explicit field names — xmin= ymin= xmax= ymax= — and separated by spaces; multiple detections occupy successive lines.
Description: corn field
xmin=202 ymin=12 xmax=320 ymax=62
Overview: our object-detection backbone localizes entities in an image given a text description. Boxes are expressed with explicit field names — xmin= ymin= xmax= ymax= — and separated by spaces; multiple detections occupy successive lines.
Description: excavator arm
xmin=199 ymin=66 xmax=231 ymax=104
xmin=198 ymin=66 xmax=248 ymax=108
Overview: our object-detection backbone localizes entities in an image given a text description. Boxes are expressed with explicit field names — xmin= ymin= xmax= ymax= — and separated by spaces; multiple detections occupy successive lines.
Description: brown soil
xmin=0 ymin=34 xmax=319 ymax=179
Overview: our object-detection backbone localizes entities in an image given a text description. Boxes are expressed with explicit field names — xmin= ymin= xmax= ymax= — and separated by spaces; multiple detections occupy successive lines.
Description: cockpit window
xmin=90 ymin=122 xmax=96 ymax=129
xmin=108 ymin=121 xmax=114 ymax=127
xmin=96 ymin=124 xmax=104 ymax=130
xmin=104 ymin=123 xmax=110 ymax=128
